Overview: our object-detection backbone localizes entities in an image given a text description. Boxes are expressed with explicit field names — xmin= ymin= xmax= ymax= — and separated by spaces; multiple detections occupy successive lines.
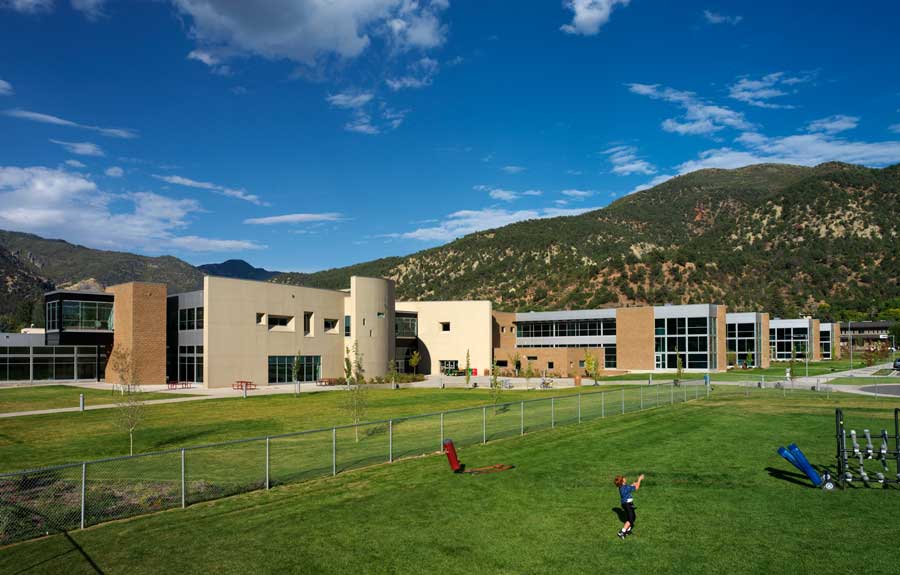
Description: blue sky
xmin=1 ymin=0 xmax=899 ymax=271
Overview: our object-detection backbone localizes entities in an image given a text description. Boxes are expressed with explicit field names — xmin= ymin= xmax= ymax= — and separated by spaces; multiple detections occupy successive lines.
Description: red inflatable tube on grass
xmin=444 ymin=439 xmax=464 ymax=473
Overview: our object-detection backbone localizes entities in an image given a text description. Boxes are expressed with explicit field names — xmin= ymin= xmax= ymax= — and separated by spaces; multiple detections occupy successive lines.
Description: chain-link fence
xmin=0 ymin=380 xmax=708 ymax=545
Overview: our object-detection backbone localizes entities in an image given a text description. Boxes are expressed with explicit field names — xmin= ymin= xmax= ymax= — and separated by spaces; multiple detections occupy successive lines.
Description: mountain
xmin=198 ymin=259 xmax=281 ymax=281
xmin=0 ymin=245 xmax=51 ymax=327
xmin=273 ymin=162 xmax=900 ymax=321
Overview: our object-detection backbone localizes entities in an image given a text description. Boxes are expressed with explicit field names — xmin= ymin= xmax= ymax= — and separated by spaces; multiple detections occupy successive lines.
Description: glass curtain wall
xmin=654 ymin=317 xmax=715 ymax=370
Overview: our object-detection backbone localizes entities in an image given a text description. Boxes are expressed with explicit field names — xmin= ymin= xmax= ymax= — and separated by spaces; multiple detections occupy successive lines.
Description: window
xmin=196 ymin=307 xmax=204 ymax=329
xmin=179 ymin=307 xmax=202 ymax=331
xmin=726 ymin=322 xmax=758 ymax=366
xmin=324 ymin=318 xmax=339 ymax=333
xmin=440 ymin=322 xmax=451 ymax=332
xmin=269 ymin=355 xmax=320 ymax=383
xmin=547 ymin=361 xmax=555 ymax=370
xmin=58 ymin=300 xmax=114 ymax=330
xmin=377 ymin=312 xmax=385 ymax=319
xmin=303 ymin=312 xmax=313 ymax=336
xmin=268 ymin=315 xmax=292 ymax=330
xmin=496 ymin=360 xmax=508 ymax=368
xmin=604 ymin=345 xmax=617 ymax=369
xmin=527 ymin=355 xmax=537 ymax=361
xmin=344 ymin=315 xmax=351 ymax=337
xmin=578 ymin=360 xmax=586 ymax=368
xmin=46 ymin=301 xmax=59 ymax=330
xmin=655 ymin=316 xmax=711 ymax=371
xmin=501 ymin=326 xmax=506 ymax=333
xmin=395 ymin=316 xmax=418 ymax=338
xmin=439 ymin=359 xmax=459 ymax=373
xmin=257 ymin=313 xmax=265 ymax=325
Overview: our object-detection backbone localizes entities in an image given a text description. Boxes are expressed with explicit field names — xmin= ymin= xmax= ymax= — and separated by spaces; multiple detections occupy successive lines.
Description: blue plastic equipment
xmin=777 ymin=443 xmax=823 ymax=487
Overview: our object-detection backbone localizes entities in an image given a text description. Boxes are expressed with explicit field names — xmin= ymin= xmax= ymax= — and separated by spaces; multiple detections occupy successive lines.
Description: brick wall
xmin=105 ymin=282 xmax=167 ymax=386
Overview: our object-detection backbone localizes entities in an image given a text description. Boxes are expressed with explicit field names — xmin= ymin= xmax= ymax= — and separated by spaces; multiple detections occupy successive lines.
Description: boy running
xmin=614 ymin=473 xmax=644 ymax=539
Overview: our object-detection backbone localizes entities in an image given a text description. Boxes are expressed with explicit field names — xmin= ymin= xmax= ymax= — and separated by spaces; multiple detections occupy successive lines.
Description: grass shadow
xmin=765 ymin=466 xmax=815 ymax=488
xmin=611 ymin=506 xmax=627 ymax=523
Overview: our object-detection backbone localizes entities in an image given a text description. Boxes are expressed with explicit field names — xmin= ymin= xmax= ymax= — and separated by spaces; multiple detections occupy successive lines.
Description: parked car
xmin=894 ymin=358 xmax=900 ymax=370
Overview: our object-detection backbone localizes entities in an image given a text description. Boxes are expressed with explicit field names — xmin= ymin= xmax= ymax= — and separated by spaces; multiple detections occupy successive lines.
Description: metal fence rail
xmin=0 ymin=380 xmax=708 ymax=545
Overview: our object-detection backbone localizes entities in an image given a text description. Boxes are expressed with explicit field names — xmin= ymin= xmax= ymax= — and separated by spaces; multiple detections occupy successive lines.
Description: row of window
xmin=726 ymin=322 xmax=759 ymax=366
xmin=0 ymin=346 xmax=105 ymax=381
xmin=496 ymin=346 xmax=618 ymax=371
xmin=0 ymin=346 xmax=99 ymax=357
xmin=396 ymin=316 xmax=418 ymax=338
xmin=655 ymin=317 xmax=709 ymax=336
xmin=820 ymin=330 xmax=832 ymax=359
xmin=179 ymin=307 xmax=204 ymax=331
xmin=655 ymin=316 xmax=716 ymax=370
xmin=516 ymin=319 xmax=616 ymax=339
xmin=769 ymin=327 xmax=811 ymax=360
xmin=268 ymin=355 xmax=321 ymax=383
xmin=47 ymin=301 xmax=114 ymax=331
xmin=726 ymin=322 xmax=757 ymax=339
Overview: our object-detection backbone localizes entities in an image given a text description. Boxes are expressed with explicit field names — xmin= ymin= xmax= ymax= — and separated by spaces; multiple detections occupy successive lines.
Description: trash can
xmin=574 ymin=375 xmax=582 ymax=387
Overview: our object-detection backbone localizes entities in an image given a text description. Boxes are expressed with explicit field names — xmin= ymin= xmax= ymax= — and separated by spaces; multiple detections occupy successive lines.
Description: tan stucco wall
xmin=616 ymin=307 xmax=655 ymax=371
xmin=204 ymin=276 xmax=349 ymax=388
xmin=715 ymin=305 xmax=727 ymax=372
xmin=513 ymin=347 xmax=599 ymax=377
xmin=346 ymin=277 xmax=395 ymax=379
xmin=105 ymin=282 xmax=167 ymax=386
xmin=759 ymin=313 xmax=771 ymax=368
xmin=397 ymin=300 xmax=492 ymax=375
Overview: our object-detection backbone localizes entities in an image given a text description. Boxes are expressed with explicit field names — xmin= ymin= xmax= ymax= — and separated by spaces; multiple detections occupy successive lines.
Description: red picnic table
xmin=232 ymin=380 xmax=256 ymax=391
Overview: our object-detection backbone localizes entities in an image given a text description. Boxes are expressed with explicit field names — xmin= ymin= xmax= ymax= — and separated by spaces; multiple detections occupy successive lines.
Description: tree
xmin=788 ymin=344 xmax=797 ymax=383
xmin=509 ymin=352 xmax=521 ymax=376
xmin=674 ymin=348 xmax=683 ymax=386
xmin=292 ymin=345 xmax=303 ymax=393
xmin=409 ymin=350 xmax=421 ymax=375
xmin=583 ymin=351 xmax=599 ymax=385
xmin=464 ymin=349 xmax=471 ymax=388
xmin=524 ymin=361 xmax=535 ymax=389
xmin=726 ymin=351 xmax=737 ymax=368
xmin=110 ymin=347 xmax=144 ymax=456
xmin=745 ymin=351 xmax=754 ymax=368
xmin=489 ymin=360 xmax=502 ymax=412
xmin=341 ymin=341 xmax=368 ymax=442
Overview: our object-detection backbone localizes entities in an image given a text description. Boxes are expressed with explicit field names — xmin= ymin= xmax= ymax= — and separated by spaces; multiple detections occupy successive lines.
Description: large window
xmin=395 ymin=316 xmax=418 ymax=338
xmin=46 ymin=301 xmax=58 ymax=330
xmin=655 ymin=316 xmax=714 ymax=370
xmin=268 ymin=315 xmax=292 ymax=330
xmin=604 ymin=345 xmax=617 ymax=369
xmin=268 ymin=355 xmax=320 ymax=383
xmin=820 ymin=330 xmax=832 ymax=360
xmin=726 ymin=322 xmax=758 ymax=367
xmin=303 ymin=312 xmax=313 ymax=336
xmin=178 ymin=345 xmax=204 ymax=383
xmin=60 ymin=301 xmax=114 ymax=330
xmin=517 ymin=318 xmax=616 ymax=339
xmin=344 ymin=315 xmax=351 ymax=337
xmin=179 ymin=307 xmax=203 ymax=331
xmin=439 ymin=359 xmax=459 ymax=373
xmin=769 ymin=327 xmax=811 ymax=360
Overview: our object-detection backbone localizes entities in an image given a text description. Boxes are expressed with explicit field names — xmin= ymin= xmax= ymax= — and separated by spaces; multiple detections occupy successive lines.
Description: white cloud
xmin=71 ymin=0 xmax=106 ymax=19
xmin=488 ymin=188 xmax=519 ymax=201
xmin=171 ymin=0 xmax=449 ymax=66
xmin=0 ymin=79 xmax=12 ymax=96
xmin=392 ymin=206 xmax=600 ymax=242
xmin=501 ymin=165 xmax=526 ymax=174
xmin=566 ymin=169 xmax=583 ymax=175
xmin=702 ymin=10 xmax=742 ymax=25
xmin=1 ymin=0 xmax=53 ymax=13
xmin=560 ymin=0 xmax=630 ymax=36
xmin=628 ymin=83 xmax=752 ymax=135
xmin=676 ymin=130 xmax=900 ymax=174
xmin=49 ymin=139 xmax=104 ymax=156
xmin=5 ymin=108 xmax=137 ymax=138
xmin=386 ymin=57 xmax=439 ymax=90
xmin=65 ymin=159 xmax=86 ymax=168
xmin=326 ymin=92 xmax=374 ymax=109
xmin=523 ymin=189 xmax=543 ymax=196
xmin=561 ymin=189 xmax=594 ymax=199
xmin=244 ymin=213 xmax=343 ymax=225
xmin=603 ymin=145 xmax=656 ymax=175
xmin=326 ymin=92 xmax=403 ymax=134
xmin=890 ymin=123 xmax=900 ymax=134
xmin=104 ymin=166 xmax=124 ymax=177
xmin=153 ymin=174 xmax=265 ymax=205
xmin=727 ymin=72 xmax=814 ymax=109
xmin=631 ymin=173 xmax=675 ymax=194
xmin=187 ymin=49 xmax=232 ymax=75
xmin=0 ymin=165 xmax=262 ymax=252
xmin=806 ymin=115 xmax=859 ymax=135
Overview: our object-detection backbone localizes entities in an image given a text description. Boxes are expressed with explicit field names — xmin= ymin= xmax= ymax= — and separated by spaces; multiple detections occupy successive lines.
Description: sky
xmin=1 ymin=0 xmax=899 ymax=272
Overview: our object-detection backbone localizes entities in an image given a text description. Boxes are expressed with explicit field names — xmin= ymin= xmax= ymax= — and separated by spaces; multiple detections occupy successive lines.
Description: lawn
xmin=0 ymin=386 xmax=627 ymax=472
xmin=597 ymin=358 xmax=874 ymax=382
xmin=2 ymin=389 xmax=898 ymax=574
xmin=0 ymin=385 xmax=190 ymax=414
xmin=829 ymin=376 xmax=900 ymax=386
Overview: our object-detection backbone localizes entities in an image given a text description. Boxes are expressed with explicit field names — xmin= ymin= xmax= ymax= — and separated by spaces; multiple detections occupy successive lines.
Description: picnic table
xmin=232 ymin=380 xmax=256 ymax=391
xmin=167 ymin=381 xmax=194 ymax=390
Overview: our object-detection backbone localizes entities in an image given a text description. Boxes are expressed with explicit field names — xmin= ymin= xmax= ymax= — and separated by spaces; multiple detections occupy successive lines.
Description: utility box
xmin=574 ymin=375 xmax=582 ymax=387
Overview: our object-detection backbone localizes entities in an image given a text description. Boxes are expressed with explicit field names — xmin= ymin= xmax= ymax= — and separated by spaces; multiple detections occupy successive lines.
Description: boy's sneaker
xmin=617 ymin=531 xmax=626 ymax=539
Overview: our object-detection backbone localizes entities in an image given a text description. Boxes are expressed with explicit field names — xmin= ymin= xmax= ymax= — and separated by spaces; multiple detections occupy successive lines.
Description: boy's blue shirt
xmin=619 ymin=484 xmax=635 ymax=504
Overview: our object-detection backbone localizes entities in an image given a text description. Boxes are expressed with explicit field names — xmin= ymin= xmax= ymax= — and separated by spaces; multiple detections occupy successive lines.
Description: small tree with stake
xmin=110 ymin=347 xmax=144 ymax=456
xmin=674 ymin=347 xmax=683 ymax=387
xmin=409 ymin=350 xmax=421 ymax=375
xmin=524 ymin=361 xmax=535 ymax=389
xmin=341 ymin=341 xmax=368 ymax=442
xmin=490 ymin=360 xmax=502 ymax=412
xmin=464 ymin=349 xmax=472 ymax=388
xmin=292 ymin=345 xmax=303 ymax=395
xmin=583 ymin=351 xmax=599 ymax=385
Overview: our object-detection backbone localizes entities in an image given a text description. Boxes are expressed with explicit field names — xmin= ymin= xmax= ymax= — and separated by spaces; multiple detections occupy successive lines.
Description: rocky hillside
xmin=277 ymin=162 xmax=900 ymax=320
xmin=197 ymin=259 xmax=280 ymax=281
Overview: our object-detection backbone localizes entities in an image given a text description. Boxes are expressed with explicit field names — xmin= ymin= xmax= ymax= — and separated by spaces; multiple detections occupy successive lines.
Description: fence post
xmin=621 ymin=388 xmax=625 ymax=414
xmin=706 ymin=381 xmax=710 ymax=399
xmin=762 ymin=375 xmax=765 ymax=388
xmin=640 ymin=386 xmax=643 ymax=410
xmin=577 ymin=393 xmax=581 ymax=423
xmin=440 ymin=412 xmax=444 ymax=451
xmin=671 ymin=382 xmax=674 ymax=404
xmin=80 ymin=462 xmax=86 ymax=529
xmin=482 ymin=406 xmax=486 ymax=444
xmin=656 ymin=384 xmax=659 ymax=407
xmin=79 ymin=393 xmax=84 ymax=412
xmin=601 ymin=392 xmax=605 ymax=418
xmin=389 ymin=420 xmax=393 ymax=462
xmin=551 ymin=397 xmax=555 ymax=428
xmin=520 ymin=401 xmax=525 ymax=435
xmin=243 ymin=385 xmax=247 ymax=400
xmin=684 ymin=384 xmax=687 ymax=403
xmin=332 ymin=427 xmax=336 ymax=476
xmin=181 ymin=448 xmax=186 ymax=508
xmin=265 ymin=437 xmax=270 ymax=490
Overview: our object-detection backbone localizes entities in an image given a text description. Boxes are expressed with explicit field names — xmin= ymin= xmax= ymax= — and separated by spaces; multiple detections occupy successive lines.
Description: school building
xmin=0 ymin=274 xmax=849 ymax=387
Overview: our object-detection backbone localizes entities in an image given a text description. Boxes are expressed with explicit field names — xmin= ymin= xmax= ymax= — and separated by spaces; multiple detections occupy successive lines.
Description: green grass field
xmin=0 ymin=385 xmax=190 ymax=414
xmin=597 ymin=359 xmax=873 ymax=382
xmin=829 ymin=377 xmax=900 ymax=386
xmin=0 ymin=386 xmax=617 ymax=472
xmin=2 ymin=388 xmax=899 ymax=574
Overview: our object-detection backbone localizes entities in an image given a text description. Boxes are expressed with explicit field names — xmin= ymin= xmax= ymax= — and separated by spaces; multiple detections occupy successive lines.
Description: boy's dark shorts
xmin=623 ymin=501 xmax=636 ymax=525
